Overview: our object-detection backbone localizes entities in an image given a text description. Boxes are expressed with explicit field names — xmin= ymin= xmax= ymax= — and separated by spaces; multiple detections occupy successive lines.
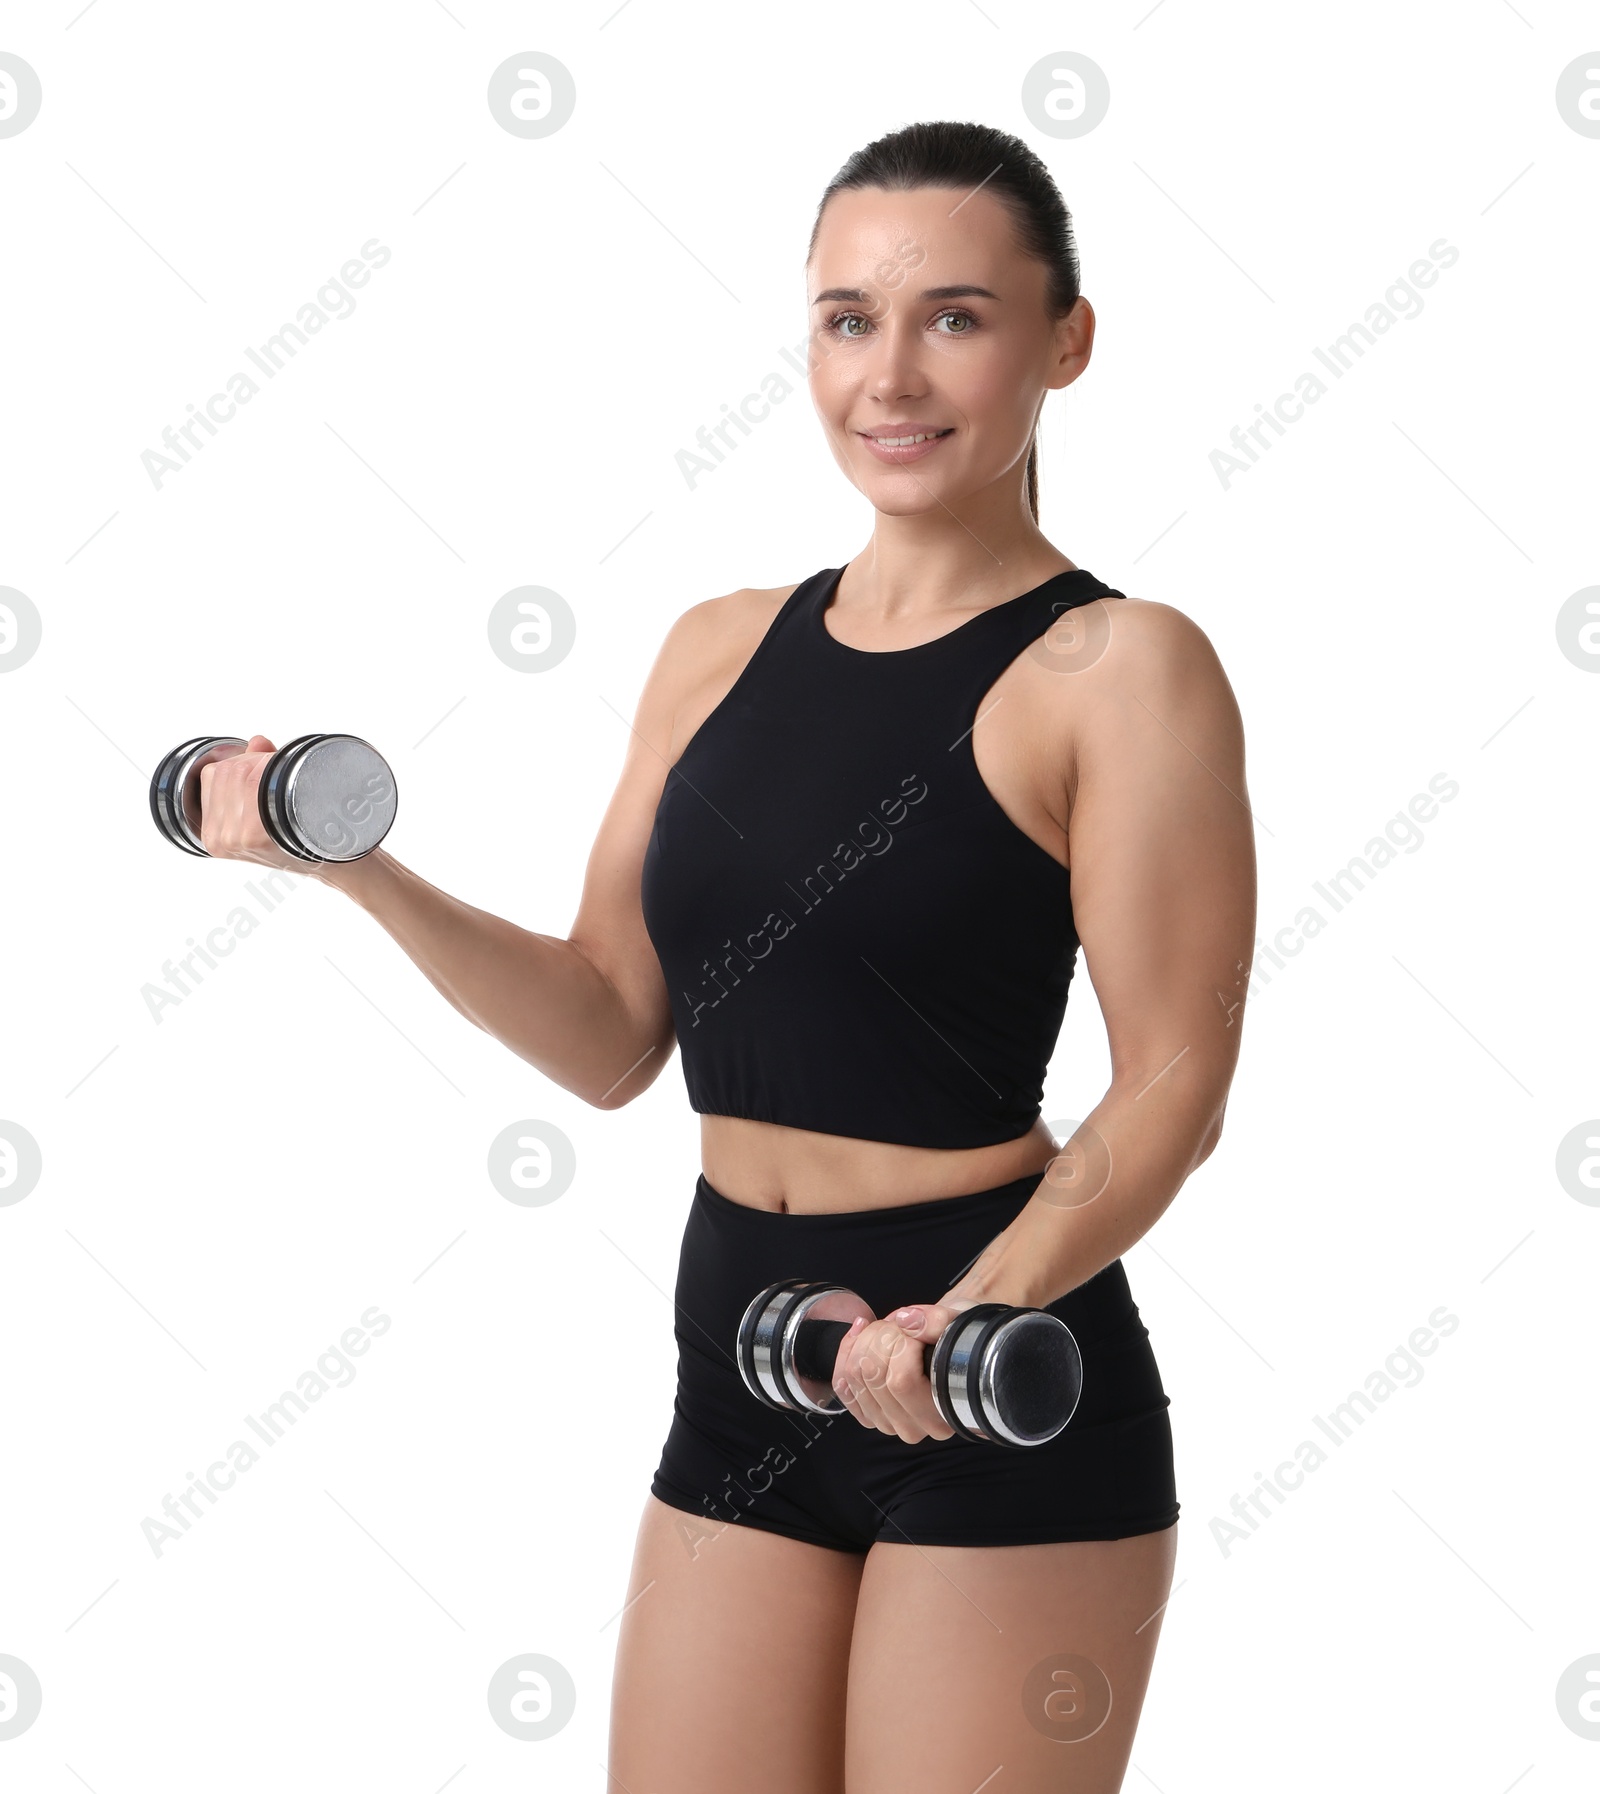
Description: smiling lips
xmin=858 ymin=425 xmax=955 ymax=465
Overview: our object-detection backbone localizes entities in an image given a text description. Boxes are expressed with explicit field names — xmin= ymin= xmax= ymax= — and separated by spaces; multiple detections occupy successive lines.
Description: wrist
xmin=312 ymin=847 xmax=395 ymax=903
xmin=941 ymin=1244 xmax=1054 ymax=1314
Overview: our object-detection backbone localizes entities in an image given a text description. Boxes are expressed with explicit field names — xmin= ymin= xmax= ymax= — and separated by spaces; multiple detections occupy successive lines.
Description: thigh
xmin=608 ymin=1493 xmax=867 ymax=1794
xmin=843 ymin=1523 xmax=1179 ymax=1794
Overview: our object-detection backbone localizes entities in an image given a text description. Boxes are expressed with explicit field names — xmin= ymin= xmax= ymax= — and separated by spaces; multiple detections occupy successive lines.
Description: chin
xmin=865 ymin=485 xmax=958 ymax=517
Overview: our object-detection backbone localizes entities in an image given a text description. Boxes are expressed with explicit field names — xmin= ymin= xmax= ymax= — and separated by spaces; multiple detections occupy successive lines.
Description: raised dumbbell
xmin=150 ymin=733 xmax=398 ymax=864
xmin=735 ymin=1277 xmax=1084 ymax=1449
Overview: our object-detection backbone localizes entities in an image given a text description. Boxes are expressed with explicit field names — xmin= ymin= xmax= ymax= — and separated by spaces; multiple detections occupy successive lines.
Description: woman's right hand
xmin=196 ymin=735 xmax=321 ymax=876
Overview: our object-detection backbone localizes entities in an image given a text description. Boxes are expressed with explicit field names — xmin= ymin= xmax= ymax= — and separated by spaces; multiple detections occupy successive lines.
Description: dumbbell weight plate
xmin=257 ymin=733 xmax=332 ymax=863
xmin=929 ymin=1304 xmax=1083 ymax=1449
xmin=737 ymin=1279 xmax=875 ymax=1415
xmin=149 ymin=736 xmax=249 ymax=856
xmin=258 ymin=732 xmax=397 ymax=864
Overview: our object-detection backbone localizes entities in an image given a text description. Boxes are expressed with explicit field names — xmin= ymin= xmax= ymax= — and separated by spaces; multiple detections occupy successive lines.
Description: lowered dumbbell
xmin=735 ymin=1277 xmax=1084 ymax=1449
xmin=150 ymin=733 xmax=398 ymax=864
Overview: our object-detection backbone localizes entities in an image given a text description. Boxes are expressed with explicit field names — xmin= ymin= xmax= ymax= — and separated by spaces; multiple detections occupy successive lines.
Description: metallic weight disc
xmin=930 ymin=1303 xmax=1006 ymax=1445
xmin=149 ymin=736 xmax=248 ymax=856
xmin=780 ymin=1284 xmax=873 ymax=1413
xmin=933 ymin=1305 xmax=1083 ymax=1448
xmin=149 ymin=736 xmax=216 ymax=855
xmin=278 ymin=733 xmax=397 ymax=863
xmin=975 ymin=1311 xmax=1083 ymax=1447
xmin=736 ymin=1278 xmax=810 ymax=1412
xmin=258 ymin=734 xmax=331 ymax=863
xmin=736 ymin=1279 xmax=873 ymax=1415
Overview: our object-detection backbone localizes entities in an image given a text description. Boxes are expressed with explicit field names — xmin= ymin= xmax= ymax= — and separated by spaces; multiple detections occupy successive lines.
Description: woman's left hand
xmin=830 ymin=1299 xmax=976 ymax=1443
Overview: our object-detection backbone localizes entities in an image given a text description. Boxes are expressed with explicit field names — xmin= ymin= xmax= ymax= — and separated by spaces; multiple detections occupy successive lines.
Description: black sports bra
xmin=640 ymin=564 xmax=1126 ymax=1149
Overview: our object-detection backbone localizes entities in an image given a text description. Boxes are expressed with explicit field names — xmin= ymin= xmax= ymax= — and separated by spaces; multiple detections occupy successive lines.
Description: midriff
xmin=699 ymin=1112 xmax=1059 ymax=1214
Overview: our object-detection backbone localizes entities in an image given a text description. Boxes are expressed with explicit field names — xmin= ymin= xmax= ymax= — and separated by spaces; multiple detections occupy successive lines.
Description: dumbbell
xmin=736 ymin=1278 xmax=1084 ymax=1449
xmin=150 ymin=733 xmax=398 ymax=864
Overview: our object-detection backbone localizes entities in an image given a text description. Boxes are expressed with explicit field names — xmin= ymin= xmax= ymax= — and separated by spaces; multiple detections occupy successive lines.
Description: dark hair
xmin=808 ymin=120 xmax=1081 ymax=524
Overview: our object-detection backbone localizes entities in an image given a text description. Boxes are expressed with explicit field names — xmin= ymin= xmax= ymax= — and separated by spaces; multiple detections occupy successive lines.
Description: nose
xmin=865 ymin=311 xmax=930 ymax=407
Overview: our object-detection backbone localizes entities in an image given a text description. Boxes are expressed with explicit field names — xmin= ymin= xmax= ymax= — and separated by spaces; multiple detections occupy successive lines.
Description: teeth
xmin=872 ymin=431 xmax=945 ymax=446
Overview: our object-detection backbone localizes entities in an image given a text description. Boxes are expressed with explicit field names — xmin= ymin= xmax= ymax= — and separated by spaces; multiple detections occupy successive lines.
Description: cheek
xmin=808 ymin=357 xmax=852 ymax=416
xmin=941 ymin=343 xmax=1042 ymax=442
xmin=950 ymin=342 xmax=1031 ymax=408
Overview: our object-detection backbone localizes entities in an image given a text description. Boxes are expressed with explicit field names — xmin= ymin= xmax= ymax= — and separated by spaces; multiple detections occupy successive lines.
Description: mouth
xmin=857 ymin=426 xmax=955 ymax=465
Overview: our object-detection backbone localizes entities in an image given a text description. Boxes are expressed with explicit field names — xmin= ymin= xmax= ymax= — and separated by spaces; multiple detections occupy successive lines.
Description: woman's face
xmin=806 ymin=184 xmax=1092 ymax=517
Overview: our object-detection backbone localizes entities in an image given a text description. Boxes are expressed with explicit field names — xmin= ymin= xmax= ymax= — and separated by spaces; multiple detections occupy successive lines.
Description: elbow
xmin=585 ymin=1029 xmax=674 ymax=1112
xmin=1191 ymin=1103 xmax=1227 ymax=1170
xmin=586 ymin=1073 xmax=642 ymax=1114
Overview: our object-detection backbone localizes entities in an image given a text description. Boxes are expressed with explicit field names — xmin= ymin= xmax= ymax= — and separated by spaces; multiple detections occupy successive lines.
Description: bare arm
xmin=943 ymin=597 xmax=1259 ymax=1311
xmin=195 ymin=594 xmax=761 ymax=1110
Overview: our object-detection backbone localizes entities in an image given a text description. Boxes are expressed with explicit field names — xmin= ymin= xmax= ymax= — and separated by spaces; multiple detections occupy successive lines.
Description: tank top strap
xmin=949 ymin=567 xmax=1126 ymax=704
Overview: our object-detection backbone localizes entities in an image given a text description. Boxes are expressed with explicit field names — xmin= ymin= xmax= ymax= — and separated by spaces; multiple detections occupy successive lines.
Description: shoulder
xmin=659 ymin=579 xmax=804 ymax=677
xmin=1101 ymin=593 xmax=1222 ymax=669
xmin=645 ymin=581 xmax=808 ymax=759
xmin=1092 ymin=594 xmax=1237 ymax=709
xmin=1071 ymin=593 xmax=1244 ymax=767
xmin=676 ymin=580 xmax=800 ymax=639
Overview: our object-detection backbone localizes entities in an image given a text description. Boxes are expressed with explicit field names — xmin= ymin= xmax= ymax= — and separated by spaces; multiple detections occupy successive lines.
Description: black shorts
xmin=649 ymin=1171 xmax=1179 ymax=1553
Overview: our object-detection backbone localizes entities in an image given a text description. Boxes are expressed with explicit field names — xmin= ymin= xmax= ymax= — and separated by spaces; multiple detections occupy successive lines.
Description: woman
xmin=200 ymin=121 xmax=1254 ymax=1793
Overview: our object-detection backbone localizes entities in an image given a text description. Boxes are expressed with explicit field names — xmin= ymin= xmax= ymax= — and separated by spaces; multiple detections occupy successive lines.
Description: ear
xmin=1047 ymin=294 xmax=1095 ymax=392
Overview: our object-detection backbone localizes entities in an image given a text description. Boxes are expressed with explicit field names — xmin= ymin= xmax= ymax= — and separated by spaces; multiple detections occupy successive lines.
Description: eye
xmin=932 ymin=307 xmax=979 ymax=335
xmin=817 ymin=304 xmax=982 ymax=337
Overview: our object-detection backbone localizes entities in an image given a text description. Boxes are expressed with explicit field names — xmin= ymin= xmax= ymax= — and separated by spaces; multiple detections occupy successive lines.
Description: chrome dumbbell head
xmin=928 ymin=1303 xmax=1084 ymax=1449
xmin=149 ymin=736 xmax=249 ymax=856
xmin=257 ymin=733 xmax=397 ymax=864
xmin=736 ymin=1279 xmax=875 ymax=1416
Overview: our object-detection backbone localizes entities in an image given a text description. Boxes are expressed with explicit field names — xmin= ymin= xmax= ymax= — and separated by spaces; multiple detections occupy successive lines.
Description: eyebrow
xmin=811 ymin=283 xmax=1001 ymax=305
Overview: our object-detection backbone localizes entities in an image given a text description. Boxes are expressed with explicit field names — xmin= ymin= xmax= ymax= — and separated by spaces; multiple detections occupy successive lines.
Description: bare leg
xmin=607 ymin=1494 xmax=868 ymax=1794
xmin=843 ymin=1523 xmax=1179 ymax=1793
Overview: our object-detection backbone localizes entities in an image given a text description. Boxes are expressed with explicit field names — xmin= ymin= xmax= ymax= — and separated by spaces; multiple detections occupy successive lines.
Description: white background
xmin=1 ymin=1 xmax=1595 ymax=1788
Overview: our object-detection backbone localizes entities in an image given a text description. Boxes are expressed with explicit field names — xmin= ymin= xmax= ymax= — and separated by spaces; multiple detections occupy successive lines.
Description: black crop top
xmin=640 ymin=564 xmax=1126 ymax=1148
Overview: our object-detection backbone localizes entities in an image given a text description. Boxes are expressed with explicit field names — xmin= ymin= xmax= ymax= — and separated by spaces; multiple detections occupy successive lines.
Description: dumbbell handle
xmin=794 ymin=1316 xmax=928 ymax=1385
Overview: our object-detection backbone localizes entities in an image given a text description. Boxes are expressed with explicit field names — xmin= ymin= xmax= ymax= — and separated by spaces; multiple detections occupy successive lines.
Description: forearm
xmin=942 ymin=1061 xmax=1226 ymax=1312
xmin=313 ymin=849 xmax=661 ymax=1107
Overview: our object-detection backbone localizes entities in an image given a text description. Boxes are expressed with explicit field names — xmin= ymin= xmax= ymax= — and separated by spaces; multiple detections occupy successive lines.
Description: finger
xmin=883 ymin=1313 xmax=958 ymax=1441
xmin=841 ymin=1328 xmax=893 ymax=1433
xmin=859 ymin=1323 xmax=913 ymax=1435
xmin=877 ymin=1324 xmax=941 ymax=1442
xmin=830 ymin=1316 xmax=869 ymax=1423
xmin=194 ymin=741 xmax=287 ymax=864
xmin=834 ymin=1318 xmax=893 ymax=1433
xmin=853 ymin=1321 xmax=922 ymax=1441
